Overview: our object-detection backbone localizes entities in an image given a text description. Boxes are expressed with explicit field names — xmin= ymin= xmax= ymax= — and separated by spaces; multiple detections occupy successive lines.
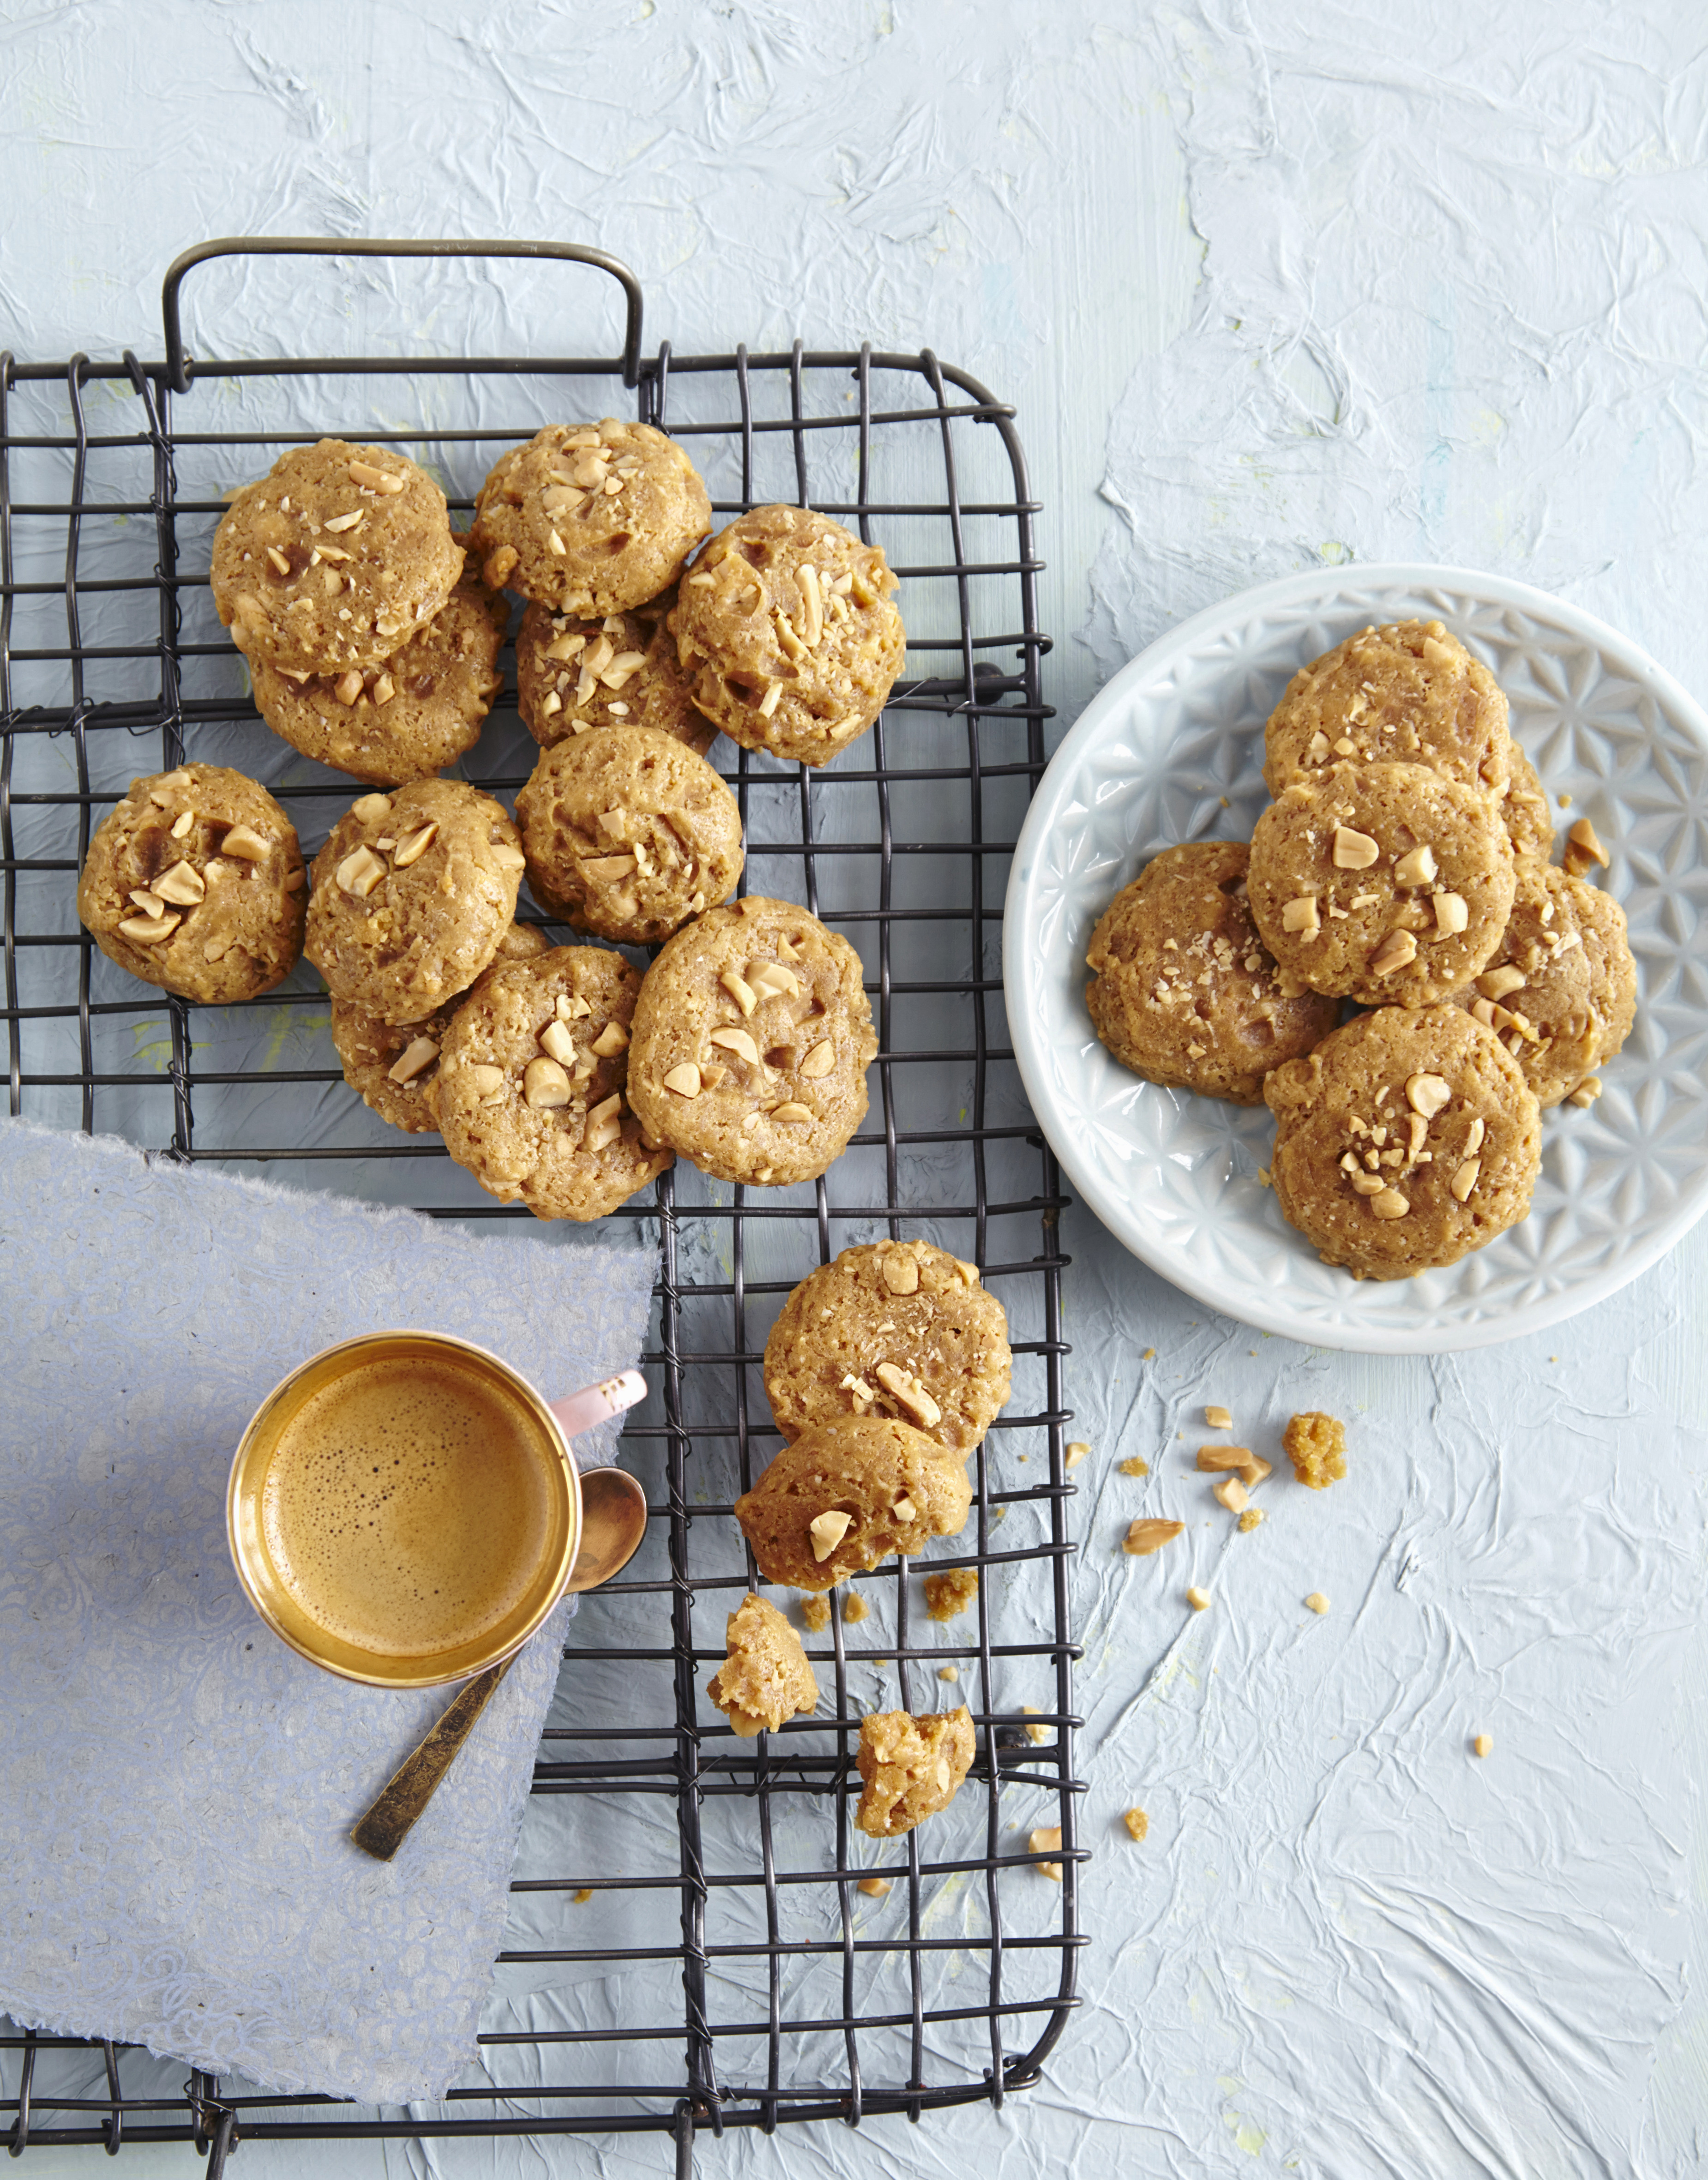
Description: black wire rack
xmin=0 ymin=240 xmax=1080 ymax=2174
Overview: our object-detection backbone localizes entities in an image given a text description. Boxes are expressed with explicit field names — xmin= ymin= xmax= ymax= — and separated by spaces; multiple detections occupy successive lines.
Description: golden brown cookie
xmin=854 ymin=1706 xmax=975 ymax=1838
xmin=627 ymin=896 xmax=877 ymax=1187
xmin=435 ymin=945 xmax=671 ymax=1221
xmin=707 ymin=1594 xmax=819 ymax=1737
xmin=250 ymin=548 xmax=507 ymax=783
xmin=328 ymin=922 xmax=548 ymax=1133
xmin=210 ymin=440 xmax=463 ymax=673
xmin=1085 ymin=841 xmax=1339 ymax=1104
xmin=1264 ymin=1005 xmax=1541 ymax=1279
xmin=514 ymin=593 xmax=716 ymax=755
xmin=304 ymin=779 xmax=524 ymax=1024
xmin=77 ymin=765 xmax=306 ymax=1004
xmin=763 ymin=1241 xmax=1011 ymax=1458
xmin=734 ymin=1417 xmax=973 ymax=1592
xmin=469 ymin=421 xmax=710 ymax=616
xmin=670 ymin=505 xmax=904 ymax=765
xmin=1248 ymin=762 xmax=1516 ymax=1006
xmin=1263 ymin=619 xmax=1510 ymax=802
xmin=1502 ymin=744 xmax=1555 ymax=864
xmin=1446 ymin=861 xmax=1636 ymax=1107
xmin=514 ymin=723 xmax=744 ymax=946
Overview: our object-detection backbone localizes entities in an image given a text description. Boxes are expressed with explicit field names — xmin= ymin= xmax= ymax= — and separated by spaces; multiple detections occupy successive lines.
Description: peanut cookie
xmin=210 ymin=440 xmax=463 ymax=673
xmin=854 ymin=1706 xmax=975 ymax=1838
xmin=1263 ymin=619 xmax=1510 ymax=802
xmin=469 ymin=421 xmax=710 ymax=616
xmin=304 ymin=779 xmax=524 ymax=1024
xmin=77 ymin=765 xmax=306 ymax=1004
xmin=763 ymin=1240 xmax=1011 ymax=1458
xmin=1264 ymin=1004 xmax=1541 ymax=1279
xmin=435 ymin=945 xmax=671 ymax=1221
xmin=670 ymin=504 xmax=904 ymax=765
xmin=1248 ymin=761 xmax=1515 ymax=1006
xmin=1502 ymin=744 xmax=1555 ymax=865
xmin=1447 ymin=861 xmax=1636 ymax=1107
xmin=515 ymin=724 xmax=743 ymax=946
xmin=328 ymin=921 xmax=548 ymax=1133
xmin=250 ymin=546 xmax=507 ymax=783
xmin=515 ymin=592 xmax=716 ymax=756
xmin=707 ymin=1593 xmax=819 ymax=1737
xmin=627 ymin=896 xmax=877 ymax=1187
xmin=734 ymin=1417 xmax=973 ymax=1592
xmin=1084 ymin=841 xmax=1339 ymax=1104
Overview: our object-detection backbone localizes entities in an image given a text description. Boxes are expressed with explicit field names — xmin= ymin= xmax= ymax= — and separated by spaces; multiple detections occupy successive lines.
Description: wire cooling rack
xmin=0 ymin=240 xmax=1079 ymax=2174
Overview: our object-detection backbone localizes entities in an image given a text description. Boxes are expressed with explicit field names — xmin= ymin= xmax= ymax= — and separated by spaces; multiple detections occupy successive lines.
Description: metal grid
xmin=0 ymin=241 xmax=1080 ymax=2173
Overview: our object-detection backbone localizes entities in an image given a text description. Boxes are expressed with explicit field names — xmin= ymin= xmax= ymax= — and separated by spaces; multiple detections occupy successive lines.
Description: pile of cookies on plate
xmin=76 ymin=423 xmax=912 ymax=1222
xmin=705 ymin=1233 xmax=1015 ymax=1838
xmin=1085 ymin=619 xmax=1637 ymax=1279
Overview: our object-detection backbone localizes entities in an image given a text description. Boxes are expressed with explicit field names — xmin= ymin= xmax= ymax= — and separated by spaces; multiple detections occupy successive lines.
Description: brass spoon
xmin=351 ymin=1464 xmax=649 ymax=1862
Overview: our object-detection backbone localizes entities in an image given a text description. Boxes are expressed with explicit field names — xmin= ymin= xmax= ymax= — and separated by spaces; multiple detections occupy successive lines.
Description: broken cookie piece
xmin=923 ymin=1566 xmax=979 ymax=1621
xmin=854 ymin=1705 xmax=975 ymax=1838
xmin=707 ymin=1593 xmax=818 ymax=1737
xmin=734 ymin=1415 xmax=972 ymax=1591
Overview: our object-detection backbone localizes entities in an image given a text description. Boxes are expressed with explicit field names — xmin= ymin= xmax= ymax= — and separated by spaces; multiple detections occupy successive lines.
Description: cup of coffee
xmin=227 ymin=1330 xmax=625 ymax=1690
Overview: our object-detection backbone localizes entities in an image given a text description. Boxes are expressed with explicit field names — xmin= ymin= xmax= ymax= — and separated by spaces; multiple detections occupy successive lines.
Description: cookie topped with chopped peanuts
xmin=210 ymin=440 xmax=464 ymax=674
xmin=1263 ymin=619 xmax=1511 ymax=803
xmin=1248 ymin=761 xmax=1515 ymax=1006
xmin=626 ymin=895 xmax=878 ymax=1188
xmin=1084 ymin=840 xmax=1338 ymax=1104
xmin=707 ymin=1593 xmax=819 ymax=1738
xmin=469 ymin=421 xmax=711 ymax=618
xmin=854 ymin=1706 xmax=975 ymax=1838
xmin=514 ymin=592 xmax=716 ymax=756
xmin=669 ymin=504 xmax=904 ymax=766
xmin=1501 ymin=743 xmax=1555 ymax=865
xmin=1264 ymin=1004 xmax=1541 ymax=1279
xmin=249 ymin=544 xmax=507 ymax=784
xmin=734 ymin=1416 xmax=972 ymax=1592
xmin=77 ymin=764 xmax=306 ymax=1005
xmin=515 ymin=722 xmax=744 ymax=947
xmin=763 ymin=1240 xmax=1012 ymax=1459
xmin=304 ymin=778 xmax=525 ymax=1024
xmin=434 ymin=944 xmax=671 ymax=1222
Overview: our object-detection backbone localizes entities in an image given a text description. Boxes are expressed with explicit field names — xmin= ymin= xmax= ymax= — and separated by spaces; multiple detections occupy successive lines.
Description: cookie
xmin=1248 ymin=761 xmax=1516 ymax=1006
xmin=250 ymin=547 xmax=507 ymax=783
xmin=514 ymin=724 xmax=744 ymax=946
xmin=627 ymin=896 xmax=877 ymax=1187
xmin=436 ymin=945 xmax=671 ymax=1220
xmin=1264 ymin=1004 xmax=1541 ymax=1279
xmin=1084 ymin=841 xmax=1340 ymax=1104
xmin=707 ymin=1593 xmax=819 ymax=1737
xmin=763 ymin=1241 xmax=1012 ymax=1459
xmin=1448 ymin=862 xmax=1636 ymax=1107
xmin=77 ymin=765 xmax=306 ymax=1004
xmin=669 ymin=504 xmax=904 ymax=765
xmin=210 ymin=440 xmax=463 ymax=674
xmin=304 ymin=779 xmax=524 ymax=1024
xmin=854 ymin=1706 xmax=975 ymax=1838
xmin=328 ymin=921 xmax=548 ymax=1133
xmin=515 ymin=593 xmax=716 ymax=756
xmin=1262 ymin=619 xmax=1510 ymax=802
xmin=734 ymin=1417 xmax=973 ymax=1592
xmin=1502 ymin=744 xmax=1555 ymax=865
xmin=469 ymin=421 xmax=710 ymax=616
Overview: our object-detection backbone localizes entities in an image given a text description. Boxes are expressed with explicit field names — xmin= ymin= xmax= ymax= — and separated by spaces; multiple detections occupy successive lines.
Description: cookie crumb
xmin=1185 ymin=1585 xmax=1211 ymax=1611
xmin=1204 ymin=1404 xmax=1233 ymax=1429
xmin=1141 ymin=1346 xmax=1156 ymax=1360
xmin=843 ymin=1591 xmax=869 ymax=1624
xmin=573 ymin=1887 xmax=593 ymax=1905
xmin=923 ymin=1567 xmax=979 ymax=1621
xmin=1117 ymin=1456 xmax=1150 ymax=1477
xmin=1028 ymin=1825 xmax=1063 ymax=1880
xmin=1064 ymin=1440 xmax=1091 ymax=1468
xmin=857 ymin=1875 xmax=891 ymax=1898
xmin=1473 ymin=1732 xmax=1493 ymax=1759
xmin=1304 ymin=1591 xmax=1330 ymax=1615
xmin=799 ymin=1594 xmax=831 ymax=1633
xmin=1284 ymin=1411 xmax=1347 ymax=1489
xmin=1122 ymin=1807 xmax=1149 ymax=1843
xmin=1021 ymin=1705 xmax=1051 ymax=1744
xmin=1237 ymin=1508 xmax=1265 ymax=1532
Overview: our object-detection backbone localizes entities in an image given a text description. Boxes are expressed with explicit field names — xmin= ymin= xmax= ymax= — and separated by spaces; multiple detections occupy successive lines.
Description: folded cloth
xmin=0 ymin=1119 xmax=657 ymax=2106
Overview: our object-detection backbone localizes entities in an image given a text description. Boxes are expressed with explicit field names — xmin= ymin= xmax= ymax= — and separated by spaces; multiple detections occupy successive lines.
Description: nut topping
xmin=1475 ymin=965 xmax=1527 ymax=1001
xmin=1563 ymin=816 xmax=1609 ymax=875
xmin=169 ymin=809 xmax=195 ymax=841
xmin=1463 ymin=1116 xmax=1486 ymax=1155
xmin=1432 ymin=892 xmax=1469 ymax=935
xmin=662 ymin=1062 xmax=703 ymax=1097
xmin=710 ymin=1027 xmax=761 ymax=1066
xmin=1332 ymin=825 xmax=1379 ymax=869
xmin=1567 ymin=1076 xmax=1603 ymax=1108
xmin=590 ymin=1021 xmax=630 ymax=1058
xmin=346 ymin=459 xmax=404 ymax=493
xmin=583 ymin=1091 xmax=625 ymax=1151
xmin=1281 ymin=895 xmax=1321 ymax=937
xmin=1369 ymin=929 xmax=1418 ymax=976
xmin=770 ymin=1101 xmax=815 ymax=1123
xmin=152 ymin=860 xmax=206 ymax=907
xmin=1122 ymin=1518 xmax=1185 ymax=1556
xmin=392 ymin=822 xmax=439 ymax=868
xmin=539 ymin=1020 xmax=578 ymax=1066
xmin=264 ymin=546 xmax=293 ymax=577
xmin=335 ymin=845 xmax=388 ymax=897
xmin=1450 ymin=1158 xmax=1481 ymax=1201
xmin=892 ymin=1495 xmax=917 ymax=1522
xmin=874 ymin=1361 xmax=942 ymax=1430
xmin=582 ymin=853 xmax=638 ymax=883
xmin=219 ymin=824 xmax=271 ymax=863
xmin=351 ymin=793 xmax=393 ymax=823
xmin=387 ymin=1035 xmax=439 ymax=1086
xmin=491 ymin=841 xmax=527 ymax=871
xmin=523 ymin=1056 xmax=572 ymax=1110
xmin=798 ymin=1039 xmax=835 ymax=1079
xmin=1393 ymin=844 xmax=1437 ymax=886
xmin=324 ymin=510 xmax=365 ymax=534
xmin=720 ymin=970 xmax=758 ymax=1017
xmin=749 ymin=960 xmax=802 ymax=999
xmin=879 ymin=1250 xmax=920 ymax=1296
xmin=373 ymin=673 xmax=396 ymax=706
xmin=331 ymin=667 xmax=365 ymax=706
xmin=1405 ymin=1071 xmax=1451 ymax=1118
xmin=1369 ymin=1187 xmax=1410 ymax=1219
xmin=129 ymin=888 xmax=165 ymax=917
xmin=1212 ymin=1475 xmax=1249 ymax=1513
xmin=467 ymin=1063 xmax=507 ymax=1099
xmin=118 ymin=911 xmax=180 ymax=945
xmin=1348 ymin=1172 xmax=1388 ymax=1195
xmin=1029 ymin=1826 xmax=1063 ymax=1881
xmin=809 ymin=1509 xmax=852 ymax=1562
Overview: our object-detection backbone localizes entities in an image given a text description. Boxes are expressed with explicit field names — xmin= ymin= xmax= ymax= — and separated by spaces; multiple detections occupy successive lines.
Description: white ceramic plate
xmin=1004 ymin=565 xmax=1708 ymax=1353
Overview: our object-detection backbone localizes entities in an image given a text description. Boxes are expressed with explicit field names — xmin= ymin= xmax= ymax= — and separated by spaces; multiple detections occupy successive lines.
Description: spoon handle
xmin=350 ymin=1659 xmax=511 ymax=1862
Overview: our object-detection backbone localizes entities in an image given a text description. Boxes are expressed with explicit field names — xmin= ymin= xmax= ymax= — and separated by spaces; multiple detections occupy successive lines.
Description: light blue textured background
xmin=4 ymin=3 xmax=1708 ymax=2174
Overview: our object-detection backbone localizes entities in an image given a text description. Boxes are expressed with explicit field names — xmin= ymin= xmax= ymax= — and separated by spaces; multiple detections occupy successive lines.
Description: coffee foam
xmin=260 ymin=1354 xmax=558 ymax=1658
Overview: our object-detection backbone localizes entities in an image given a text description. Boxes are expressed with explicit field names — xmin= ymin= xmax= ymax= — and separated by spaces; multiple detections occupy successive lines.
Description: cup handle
xmin=548 ymin=1367 xmax=648 ymax=1440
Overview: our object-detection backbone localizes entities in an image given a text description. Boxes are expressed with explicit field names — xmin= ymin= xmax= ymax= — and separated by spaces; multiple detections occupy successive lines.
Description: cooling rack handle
xmin=159 ymin=235 xmax=645 ymax=395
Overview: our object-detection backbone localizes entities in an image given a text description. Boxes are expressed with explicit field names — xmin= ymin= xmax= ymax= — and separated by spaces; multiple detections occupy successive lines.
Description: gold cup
xmin=227 ymin=1330 xmax=582 ymax=1691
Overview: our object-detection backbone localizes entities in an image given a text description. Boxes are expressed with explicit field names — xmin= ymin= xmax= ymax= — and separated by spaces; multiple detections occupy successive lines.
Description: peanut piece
xmin=1203 ymin=1404 xmax=1233 ymax=1429
xmin=1123 ymin=1518 xmax=1184 ymax=1556
xmin=1393 ymin=844 xmax=1437 ymax=886
xmin=219 ymin=824 xmax=271 ymax=863
xmin=1281 ymin=895 xmax=1321 ymax=937
xmin=387 ymin=1035 xmax=439 ymax=1085
xmin=662 ymin=1062 xmax=703 ymax=1097
xmin=1406 ymin=1071 xmax=1451 ymax=1118
xmin=590 ymin=1021 xmax=630 ymax=1058
xmin=392 ymin=822 xmax=439 ymax=868
xmin=1212 ymin=1475 xmax=1249 ymax=1513
xmin=799 ymin=1039 xmax=835 ymax=1079
xmin=809 ymin=1509 xmax=852 ymax=1562
xmin=1450 ymin=1158 xmax=1481 ymax=1201
xmin=539 ymin=1021 xmax=577 ymax=1067
xmin=1304 ymin=1591 xmax=1330 ymax=1615
xmin=1432 ymin=892 xmax=1468 ymax=935
xmin=720 ymin=970 xmax=758 ymax=1017
xmin=524 ymin=1057 xmax=572 ymax=1110
xmin=879 ymin=1249 xmax=920 ymax=1296
xmin=1185 ymin=1586 xmax=1211 ymax=1611
xmin=874 ymin=1361 xmax=942 ymax=1430
xmin=1476 ymin=964 xmax=1527 ymax=1001
xmin=1370 ymin=1187 xmax=1410 ymax=1219
xmin=1370 ymin=928 xmax=1418 ymax=976
xmin=151 ymin=860 xmax=205 ymax=907
xmin=335 ymin=845 xmax=387 ymax=897
xmin=710 ymin=1027 xmax=761 ymax=1066
xmin=1029 ymin=1826 xmax=1063 ymax=1881
xmin=1332 ymin=825 xmax=1379 ymax=869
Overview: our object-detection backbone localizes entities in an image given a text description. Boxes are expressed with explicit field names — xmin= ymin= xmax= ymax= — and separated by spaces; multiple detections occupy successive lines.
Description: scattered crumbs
xmin=1123 ymin=1807 xmax=1149 ymax=1843
xmin=1284 ymin=1411 xmax=1347 ymax=1489
xmin=857 ymin=1876 xmax=891 ymax=1899
xmin=923 ymin=1567 xmax=978 ymax=1620
xmin=1016 ymin=1453 xmax=1027 ymax=1462
xmin=1304 ymin=1591 xmax=1329 ymax=1615
xmin=1549 ymin=1355 xmax=1558 ymax=1364
xmin=1028 ymin=1825 xmax=1064 ymax=1880
xmin=938 ymin=1664 xmax=960 ymax=1683
xmin=1022 ymin=1705 xmax=1051 ymax=1744
xmin=1141 ymin=1347 xmax=1155 ymax=1360
xmin=573 ymin=1887 xmax=593 ymax=1905
xmin=843 ymin=1591 xmax=868 ymax=1624
xmin=1238 ymin=1508 xmax=1265 ymax=1533
xmin=1473 ymin=1732 xmax=1494 ymax=1759
xmin=799 ymin=1594 xmax=831 ymax=1633
xmin=1185 ymin=1585 xmax=1212 ymax=1612
xmin=1204 ymin=1404 xmax=1233 ymax=1429
xmin=1219 ymin=795 xmax=1230 ymax=807
xmin=1064 ymin=1441 xmax=1091 ymax=1468
xmin=1558 ymin=792 xmax=1572 ymax=807
xmin=1117 ymin=1456 xmax=1150 ymax=1477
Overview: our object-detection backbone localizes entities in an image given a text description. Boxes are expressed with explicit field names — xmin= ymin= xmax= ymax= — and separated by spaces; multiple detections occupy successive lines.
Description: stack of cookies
xmin=1085 ymin=620 xmax=1637 ymax=1279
